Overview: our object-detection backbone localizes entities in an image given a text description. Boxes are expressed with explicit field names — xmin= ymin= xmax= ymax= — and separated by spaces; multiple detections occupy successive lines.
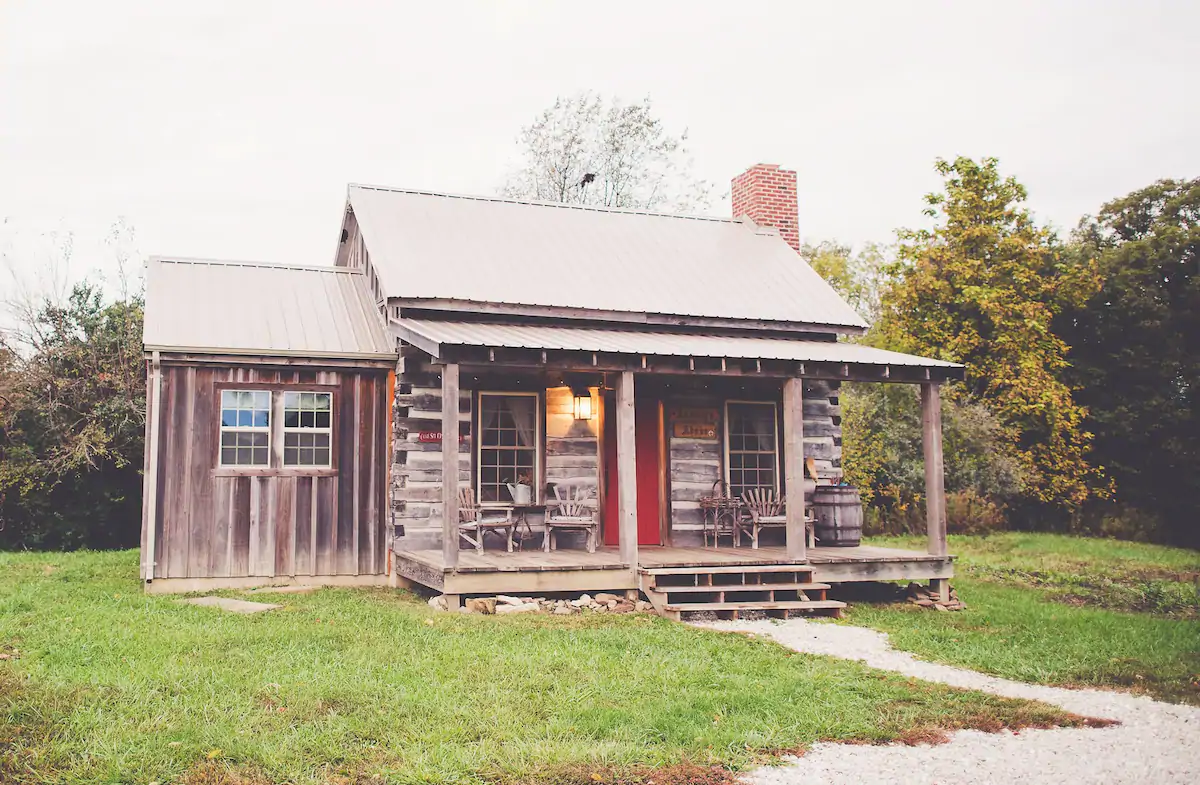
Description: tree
xmin=876 ymin=157 xmax=1105 ymax=514
xmin=0 ymin=283 xmax=145 ymax=549
xmin=800 ymin=241 xmax=890 ymax=323
xmin=1057 ymin=178 xmax=1200 ymax=545
xmin=501 ymin=93 xmax=713 ymax=213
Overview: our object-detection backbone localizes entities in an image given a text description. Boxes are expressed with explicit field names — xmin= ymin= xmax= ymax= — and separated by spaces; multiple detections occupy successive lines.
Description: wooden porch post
xmin=441 ymin=363 xmax=460 ymax=569
xmin=782 ymin=378 xmax=807 ymax=562
xmin=616 ymin=371 xmax=639 ymax=569
xmin=921 ymin=382 xmax=948 ymax=558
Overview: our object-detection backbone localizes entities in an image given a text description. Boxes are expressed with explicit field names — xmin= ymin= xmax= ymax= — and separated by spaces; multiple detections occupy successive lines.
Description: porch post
xmin=615 ymin=371 xmax=639 ymax=569
xmin=921 ymin=382 xmax=948 ymax=558
xmin=782 ymin=377 xmax=807 ymax=562
xmin=441 ymin=363 xmax=460 ymax=569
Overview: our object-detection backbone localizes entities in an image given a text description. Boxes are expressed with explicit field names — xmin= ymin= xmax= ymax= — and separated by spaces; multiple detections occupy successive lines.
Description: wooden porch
xmin=393 ymin=542 xmax=955 ymax=597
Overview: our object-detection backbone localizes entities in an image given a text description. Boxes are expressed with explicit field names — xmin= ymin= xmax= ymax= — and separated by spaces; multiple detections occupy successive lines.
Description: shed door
xmin=602 ymin=396 xmax=663 ymax=546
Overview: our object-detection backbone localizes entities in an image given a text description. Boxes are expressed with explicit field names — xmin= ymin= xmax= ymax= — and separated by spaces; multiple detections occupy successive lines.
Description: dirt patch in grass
xmin=508 ymin=762 xmax=742 ymax=785
xmin=0 ymin=671 xmax=74 ymax=785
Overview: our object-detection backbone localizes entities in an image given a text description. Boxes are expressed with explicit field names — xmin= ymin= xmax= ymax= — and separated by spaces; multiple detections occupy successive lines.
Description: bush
xmin=842 ymin=383 xmax=1023 ymax=536
xmin=0 ymin=284 xmax=144 ymax=550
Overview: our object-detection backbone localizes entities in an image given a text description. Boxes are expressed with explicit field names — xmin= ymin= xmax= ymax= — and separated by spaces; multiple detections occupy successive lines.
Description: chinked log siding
xmin=146 ymin=363 xmax=390 ymax=580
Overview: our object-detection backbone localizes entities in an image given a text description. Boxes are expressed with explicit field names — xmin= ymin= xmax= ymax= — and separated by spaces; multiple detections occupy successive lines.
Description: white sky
xmin=2 ymin=0 xmax=1197 ymax=297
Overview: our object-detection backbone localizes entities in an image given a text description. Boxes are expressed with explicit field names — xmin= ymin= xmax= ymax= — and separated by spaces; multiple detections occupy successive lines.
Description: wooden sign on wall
xmin=417 ymin=431 xmax=466 ymax=443
xmin=670 ymin=406 xmax=719 ymax=440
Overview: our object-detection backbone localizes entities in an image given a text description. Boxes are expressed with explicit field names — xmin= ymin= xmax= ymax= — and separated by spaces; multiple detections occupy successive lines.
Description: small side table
xmin=509 ymin=504 xmax=546 ymax=551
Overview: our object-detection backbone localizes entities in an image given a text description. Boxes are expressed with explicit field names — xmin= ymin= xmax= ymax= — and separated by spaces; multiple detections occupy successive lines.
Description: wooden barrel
xmin=811 ymin=486 xmax=863 ymax=547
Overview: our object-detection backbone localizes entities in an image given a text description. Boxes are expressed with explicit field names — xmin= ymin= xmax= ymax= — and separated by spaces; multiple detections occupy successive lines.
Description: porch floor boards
xmin=396 ymin=543 xmax=951 ymax=574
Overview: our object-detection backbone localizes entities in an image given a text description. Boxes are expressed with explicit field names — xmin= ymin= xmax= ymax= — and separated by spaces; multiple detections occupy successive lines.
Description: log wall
xmin=145 ymin=362 xmax=390 ymax=581
xmin=391 ymin=350 xmax=602 ymax=550
xmin=665 ymin=382 xmax=842 ymax=541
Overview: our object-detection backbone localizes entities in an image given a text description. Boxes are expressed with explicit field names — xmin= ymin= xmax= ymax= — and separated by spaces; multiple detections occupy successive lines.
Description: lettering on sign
xmin=673 ymin=421 xmax=718 ymax=439
xmin=670 ymin=406 xmax=720 ymax=440
xmin=417 ymin=431 xmax=465 ymax=443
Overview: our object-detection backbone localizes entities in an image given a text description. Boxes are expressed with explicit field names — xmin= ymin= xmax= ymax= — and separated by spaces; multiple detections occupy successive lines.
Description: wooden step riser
xmin=663 ymin=600 xmax=846 ymax=612
xmin=652 ymin=572 xmax=816 ymax=588
xmin=644 ymin=564 xmax=818 ymax=576
xmin=659 ymin=589 xmax=827 ymax=604
xmin=648 ymin=582 xmax=831 ymax=594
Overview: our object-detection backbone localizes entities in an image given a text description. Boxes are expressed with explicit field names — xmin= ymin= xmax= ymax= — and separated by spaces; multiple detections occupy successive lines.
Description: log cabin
xmin=141 ymin=163 xmax=963 ymax=618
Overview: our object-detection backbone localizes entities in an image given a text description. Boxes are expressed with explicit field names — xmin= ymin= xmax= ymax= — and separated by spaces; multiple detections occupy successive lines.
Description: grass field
xmin=0 ymin=549 xmax=1083 ymax=785
xmin=839 ymin=533 xmax=1200 ymax=705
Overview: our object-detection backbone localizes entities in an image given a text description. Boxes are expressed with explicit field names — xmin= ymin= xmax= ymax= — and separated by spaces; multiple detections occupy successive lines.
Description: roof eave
xmin=143 ymin=344 xmax=398 ymax=362
xmin=391 ymin=297 xmax=868 ymax=336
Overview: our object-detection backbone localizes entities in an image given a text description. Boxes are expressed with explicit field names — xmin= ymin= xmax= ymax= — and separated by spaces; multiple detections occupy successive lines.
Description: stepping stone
xmin=181 ymin=596 xmax=282 ymax=614
xmin=245 ymin=585 xmax=318 ymax=595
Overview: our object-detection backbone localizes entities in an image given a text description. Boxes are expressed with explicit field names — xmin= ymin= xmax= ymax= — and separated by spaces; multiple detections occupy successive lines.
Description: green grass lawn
xmin=0 ymin=550 xmax=1083 ymax=785
xmin=840 ymin=533 xmax=1200 ymax=705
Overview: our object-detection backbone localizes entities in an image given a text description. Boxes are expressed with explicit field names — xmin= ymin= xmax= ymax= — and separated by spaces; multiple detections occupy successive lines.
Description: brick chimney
xmin=731 ymin=163 xmax=800 ymax=253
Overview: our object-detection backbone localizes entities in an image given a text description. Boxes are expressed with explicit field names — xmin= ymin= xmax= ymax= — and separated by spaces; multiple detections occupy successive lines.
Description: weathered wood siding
xmin=666 ymin=382 xmax=842 ymax=540
xmin=391 ymin=349 xmax=472 ymax=549
xmin=545 ymin=385 xmax=600 ymax=493
xmin=146 ymin=363 xmax=390 ymax=580
xmin=390 ymin=349 xmax=601 ymax=550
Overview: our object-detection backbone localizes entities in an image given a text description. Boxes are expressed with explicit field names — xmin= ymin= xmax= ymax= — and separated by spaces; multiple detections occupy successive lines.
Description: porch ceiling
xmin=392 ymin=318 xmax=964 ymax=383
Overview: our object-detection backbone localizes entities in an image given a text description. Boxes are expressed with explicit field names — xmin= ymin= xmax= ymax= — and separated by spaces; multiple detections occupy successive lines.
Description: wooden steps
xmin=663 ymin=600 xmax=846 ymax=613
xmin=639 ymin=563 xmax=846 ymax=621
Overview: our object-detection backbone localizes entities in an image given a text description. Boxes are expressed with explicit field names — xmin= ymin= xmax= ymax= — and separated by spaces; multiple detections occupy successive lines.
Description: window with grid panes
xmin=219 ymin=390 xmax=271 ymax=466
xmin=725 ymin=402 xmax=778 ymax=498
xmin=283 ymin=392 xmax=332 ymax=467
xmin=477 ymin=392 xmax=538 ymax=503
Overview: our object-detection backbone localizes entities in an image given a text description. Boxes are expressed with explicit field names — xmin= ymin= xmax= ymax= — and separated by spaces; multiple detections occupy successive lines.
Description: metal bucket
xmin=812 ymin=486 xmax=863 ymax=547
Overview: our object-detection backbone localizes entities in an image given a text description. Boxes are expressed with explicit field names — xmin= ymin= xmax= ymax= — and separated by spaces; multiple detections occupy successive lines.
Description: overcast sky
xmin=2 ymin=0 xmax=1197 ymax=297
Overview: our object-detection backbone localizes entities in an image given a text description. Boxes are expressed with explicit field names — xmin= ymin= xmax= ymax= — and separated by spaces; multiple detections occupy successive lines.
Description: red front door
xmin=602 ymin=396 xmax=663 ymax=546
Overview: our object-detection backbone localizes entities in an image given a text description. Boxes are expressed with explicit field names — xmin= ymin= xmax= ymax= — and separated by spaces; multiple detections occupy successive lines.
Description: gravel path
xmin=697 ymin=618 xmax=1200 ymax=784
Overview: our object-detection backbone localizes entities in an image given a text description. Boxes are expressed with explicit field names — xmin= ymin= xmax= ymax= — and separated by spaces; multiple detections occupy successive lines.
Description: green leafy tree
xmin=0 ymin=283 xmax=145 ymax=549
xmin=800 ymin=241 xmax=890 ymax=323
xmin=877 ymin=157 xmax=1105 ymax=513
xmin=1057 ymin=178 xmax=1200 ymax=545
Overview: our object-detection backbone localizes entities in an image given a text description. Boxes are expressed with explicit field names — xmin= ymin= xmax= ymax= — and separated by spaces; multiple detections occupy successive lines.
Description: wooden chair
xmin=739 ymin=488 xmax=815 ymax=550
xmin=544 ymin=484 xmax=599 ymax=553
xmin=457 ymin=488 xmax=516 ymax=552
xmin=700 ymin=479 xmax=741 ymax=547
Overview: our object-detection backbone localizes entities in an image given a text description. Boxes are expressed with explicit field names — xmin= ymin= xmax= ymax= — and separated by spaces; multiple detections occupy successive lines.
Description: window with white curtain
xmin=724 ymin=401 xmax=779 ymax=498
xmin=477 ymin=392 xmax=540 ymax=503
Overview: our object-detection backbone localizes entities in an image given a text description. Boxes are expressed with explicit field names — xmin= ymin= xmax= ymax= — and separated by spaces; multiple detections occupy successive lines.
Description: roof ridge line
xmin=347 ymin=183 xmax=735 ymax=223
xmin=148 ymin=256 xmax=365 ymax=274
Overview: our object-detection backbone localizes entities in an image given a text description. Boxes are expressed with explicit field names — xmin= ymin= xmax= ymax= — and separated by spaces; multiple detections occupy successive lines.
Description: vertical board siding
xmin=149 ymin=364 xmax=389 ymax=580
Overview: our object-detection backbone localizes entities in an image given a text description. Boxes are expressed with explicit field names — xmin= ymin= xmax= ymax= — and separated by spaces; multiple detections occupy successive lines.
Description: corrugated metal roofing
xmin=144 ymin=258 xmax=395 ymax=358
xmin=348 ymin=184 xmax=870 ymax=331
xmin=394 ymin=319 xmax=961 ymax=369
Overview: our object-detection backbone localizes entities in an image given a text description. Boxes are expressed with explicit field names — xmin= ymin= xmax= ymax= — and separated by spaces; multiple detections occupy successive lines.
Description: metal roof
xmin=144 ymin=257 xmax=395 ymax=358
xmin=394 ymin=318 xmax=961 ymax=369
xmin=348 ymin=184 xmax=870 ymax=331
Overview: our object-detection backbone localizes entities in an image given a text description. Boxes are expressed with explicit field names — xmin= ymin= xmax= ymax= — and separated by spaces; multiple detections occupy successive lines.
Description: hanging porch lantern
xmin=571 ymin=385 xmax=593 ymax=420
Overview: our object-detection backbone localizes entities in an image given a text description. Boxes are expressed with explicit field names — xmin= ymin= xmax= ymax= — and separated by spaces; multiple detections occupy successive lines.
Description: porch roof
xmin=393 ymin=318 xmax=963 ymax=381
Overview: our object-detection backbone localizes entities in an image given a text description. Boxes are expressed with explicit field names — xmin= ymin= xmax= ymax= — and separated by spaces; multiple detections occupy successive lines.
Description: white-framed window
xmin=477 ymin=391 xmax=540 ymax=504
xmin=283 ymin=391 xmax=333 ymax=467
xmin=219 ymin=390 xmax=271 ymax=466
xmin=724 ymin=401 xmax=779 ymax=499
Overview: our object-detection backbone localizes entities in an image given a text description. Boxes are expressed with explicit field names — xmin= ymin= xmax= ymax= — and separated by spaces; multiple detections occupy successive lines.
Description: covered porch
xmin=390 ymin=317 xmax=963 ymax=616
